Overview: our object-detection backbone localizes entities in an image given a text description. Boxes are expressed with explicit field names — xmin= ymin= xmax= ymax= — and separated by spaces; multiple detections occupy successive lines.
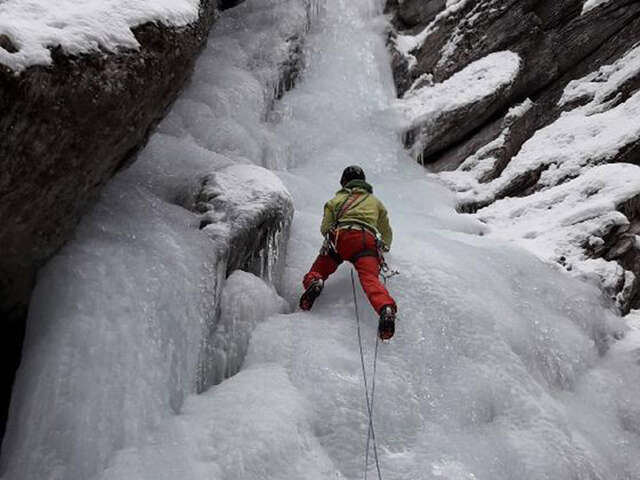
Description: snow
xmin=612 ymin=310 xmax=640 ymax=354
xmin=507 ymin=97 xmax=533 ymax=118
xmin=437 ymin=0 xmax=481 ymax=69
xmin=506 ymin=90 xmax=640 ymax=191
xmin=561 ymin=43 xmax=640 ymax=105
xmin=392 ymin=0 xmax=469 ymax=69
xmin=435 ymin=45 xmax=640 ymax=303
xmin=0 ymin=0 xmax=200 ymax=71
xmin=559 ymin=43 xmax=640 ymax=109
xmin=200 ymin=164 xmax=291 ymax=217
xmin=4 ymin=0 xmax=640 ymax=479
xmin=582 ymin=0 xmax=614 ymax=14
xmin=474 ymin=164 xmax=640 ymax=302
xmin=394 ymin=51 xmax=521 ymax=129
xmin=197 ymin=164 xmax=293 ymax=264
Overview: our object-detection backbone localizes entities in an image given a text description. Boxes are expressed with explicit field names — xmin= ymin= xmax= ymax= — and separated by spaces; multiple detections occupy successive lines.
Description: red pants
xmin=303 ymin=229 xmax=396 ymax=314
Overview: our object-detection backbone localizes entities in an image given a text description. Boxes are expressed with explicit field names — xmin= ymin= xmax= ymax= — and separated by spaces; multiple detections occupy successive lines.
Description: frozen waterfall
xmin=2 ymin=0 xmax=640 ymax=479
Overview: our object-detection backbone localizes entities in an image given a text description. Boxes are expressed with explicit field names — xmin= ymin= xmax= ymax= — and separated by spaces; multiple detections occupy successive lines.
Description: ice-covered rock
xmin=0 ymin=0 xmax=217 ymax=453
xmin=1 ymin=0 xmax=316 ymax=475
xmin=197 ymin=164 xmax=293 ymax=284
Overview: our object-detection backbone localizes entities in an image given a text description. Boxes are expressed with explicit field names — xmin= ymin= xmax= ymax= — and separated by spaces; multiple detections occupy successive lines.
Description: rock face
xmin=387 ymin=0 xmax=640 ymax=313
xmin=0 ymin=0 xmax=216 ymax=451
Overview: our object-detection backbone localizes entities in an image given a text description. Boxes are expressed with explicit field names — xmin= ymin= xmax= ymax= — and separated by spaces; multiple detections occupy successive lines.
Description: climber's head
xmin=340 ymin=165 xmax=365 ymax=187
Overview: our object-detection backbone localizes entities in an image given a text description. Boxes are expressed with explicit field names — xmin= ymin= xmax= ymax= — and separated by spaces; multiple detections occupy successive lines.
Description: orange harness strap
xmin=334 ymin=193 xmax=361 ymax=245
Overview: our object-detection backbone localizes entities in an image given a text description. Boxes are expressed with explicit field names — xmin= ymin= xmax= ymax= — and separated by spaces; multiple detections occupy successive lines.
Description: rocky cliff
xmin=387 ymin=0 xmax=640 ymax=313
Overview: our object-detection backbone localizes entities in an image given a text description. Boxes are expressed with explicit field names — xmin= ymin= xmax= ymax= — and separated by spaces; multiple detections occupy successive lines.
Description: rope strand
xmin=351 ymin=269 xmax=383 ymax=480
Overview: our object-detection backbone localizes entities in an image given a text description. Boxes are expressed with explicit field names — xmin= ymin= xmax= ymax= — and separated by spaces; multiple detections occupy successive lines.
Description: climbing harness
xmin=331 ymin=188 xmax=371 ymax=247
xmin=351 ymin=269 xmax=383 ymax=480
xmin=379 ymin=257 xmax=400 ymax=283
xmin=376 ymin=236 xmax=399 ymax=284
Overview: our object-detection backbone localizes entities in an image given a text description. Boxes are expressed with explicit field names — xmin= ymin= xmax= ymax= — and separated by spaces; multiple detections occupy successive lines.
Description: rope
xmin=351 ymin=269 xmax=383 ymax=480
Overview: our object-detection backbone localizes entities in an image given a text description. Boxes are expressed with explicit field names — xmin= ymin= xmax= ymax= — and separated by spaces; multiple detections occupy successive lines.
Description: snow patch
xmin=392 ymin=0 xmax=470 ymax=69
xmin=394 ymin=50 xmax=521 ymax=129
xmin=201 ymin=164 xmax=291 ymax=216
xmin=507 ymin=97 xmax=533 ymax=119
xmin=582 ymin=0 xmax=614 ymax=14
xmin=559 ymin=43 xmax=640 ymax=108
xmin=475 ymin=164 xmax=640 ymax=297
xmin=0 ymin=0 xmax=200 ymax=71
xmin=436 ymin=43 xmax=640 ymax=310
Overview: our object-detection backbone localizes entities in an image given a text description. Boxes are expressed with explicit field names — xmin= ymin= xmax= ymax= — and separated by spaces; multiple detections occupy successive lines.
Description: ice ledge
xmin=197 ymin=164 xmax=294 ymax=288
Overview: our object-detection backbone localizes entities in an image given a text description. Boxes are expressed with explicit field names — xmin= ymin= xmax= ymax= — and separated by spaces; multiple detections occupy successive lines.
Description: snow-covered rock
xmin=0 ymin=0 xmax=201 ymax=71
xmin=394 ymin=50 xmax=521 ymax=162
xmin=387 ymin=0 xmax=640 ymax=313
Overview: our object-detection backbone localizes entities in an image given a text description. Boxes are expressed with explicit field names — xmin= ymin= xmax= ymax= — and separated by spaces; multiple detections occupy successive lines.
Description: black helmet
xmin=340 ymin=165 xmax=365 ymax=187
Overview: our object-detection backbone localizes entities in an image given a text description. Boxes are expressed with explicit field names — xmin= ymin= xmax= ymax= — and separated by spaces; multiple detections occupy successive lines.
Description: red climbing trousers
xmin=303 ymin=227 xmax=396 ymax=314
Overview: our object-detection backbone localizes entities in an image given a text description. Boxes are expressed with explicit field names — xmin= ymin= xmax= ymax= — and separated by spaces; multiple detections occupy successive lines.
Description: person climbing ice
xmin=299 ymin=165 xmax=397 ymax=340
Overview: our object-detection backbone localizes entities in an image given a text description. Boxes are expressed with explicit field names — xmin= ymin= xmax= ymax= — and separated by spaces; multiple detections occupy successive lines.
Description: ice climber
xmin=299 ymin=165 xmax=397 ymax=340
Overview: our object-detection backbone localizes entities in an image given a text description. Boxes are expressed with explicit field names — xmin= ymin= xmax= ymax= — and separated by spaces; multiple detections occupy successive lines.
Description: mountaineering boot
xmin=299 ymin=279 xmax=324 ymax=311
xmin=378 ymin=305 xmax=395 ymax=340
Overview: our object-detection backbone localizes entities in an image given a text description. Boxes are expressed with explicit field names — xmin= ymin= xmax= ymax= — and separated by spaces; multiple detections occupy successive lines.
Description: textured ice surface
xmin=246 ymin=1 xmax=640 ymax=477
xmin=199 ymin=270 xmax=288 ymax=385
xmin=0 ymin=1 xmax=314 ymax=479
xmin=0 ymin=0 xmax=200 ymax=71
xmin=3 ymin=0 xmax=640 ymax=479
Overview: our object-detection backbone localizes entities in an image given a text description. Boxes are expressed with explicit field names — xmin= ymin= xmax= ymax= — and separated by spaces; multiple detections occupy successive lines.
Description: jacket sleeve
xmin=377 ymin=202 xmax=393 ymax=250
xmin=320 ymin=200 xmax=335 ymax=236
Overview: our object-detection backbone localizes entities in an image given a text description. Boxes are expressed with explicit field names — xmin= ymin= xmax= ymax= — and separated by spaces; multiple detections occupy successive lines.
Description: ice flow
xmin=3 ymin=0 xmax=640 ymax=479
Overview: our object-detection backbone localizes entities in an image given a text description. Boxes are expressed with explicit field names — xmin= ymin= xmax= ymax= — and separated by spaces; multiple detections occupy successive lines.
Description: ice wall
xmin=247 ymin=0 xmax=640 ymax=476
xmin=3 ymin=0 xmax=640 ymax=479
xmin=0 ymin=1 xmax=316 ymax=479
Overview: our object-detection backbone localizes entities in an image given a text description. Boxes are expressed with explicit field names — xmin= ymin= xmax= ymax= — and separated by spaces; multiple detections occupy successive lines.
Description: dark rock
xmin=389 ymin=0 xmax=447 ymax=29
xmin=428 ymin=114 xmax=505 ymax=174
xmin=0 ymin=35 xmax=18 ymax=54
xmin=405 ymin=76 xmax=519 ymax=164
xmin=392 ymin=0 xmax=640 ymax=165
xmin=218 ymin=0 xmax=245 ymax=9
xmin=0 ymin=0 xmax=217 ymax=453
xmin=614 ymin=196 xmax=640 ymax=311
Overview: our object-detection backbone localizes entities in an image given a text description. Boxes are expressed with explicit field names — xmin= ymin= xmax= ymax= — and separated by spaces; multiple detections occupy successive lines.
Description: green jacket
xmin=320 ymin=179 xmax=393 ymax=249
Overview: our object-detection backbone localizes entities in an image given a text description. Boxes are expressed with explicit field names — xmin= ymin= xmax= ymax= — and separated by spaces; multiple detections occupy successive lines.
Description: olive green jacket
xmin=320 ymin=179 xmax=393 ymax=249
